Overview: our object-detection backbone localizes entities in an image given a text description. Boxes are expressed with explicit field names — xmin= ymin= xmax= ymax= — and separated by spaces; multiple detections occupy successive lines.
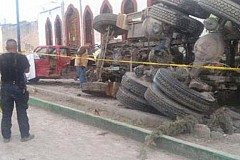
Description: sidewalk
xmin=26 ymin=79 xmax=240 ymax=159
xmin=0 ymin=106 xmax=188 ymax=160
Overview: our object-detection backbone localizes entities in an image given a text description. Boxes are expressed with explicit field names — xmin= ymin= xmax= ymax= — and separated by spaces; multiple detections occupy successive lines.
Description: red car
xmin=27 ymin=45 xmax=76 ymax=82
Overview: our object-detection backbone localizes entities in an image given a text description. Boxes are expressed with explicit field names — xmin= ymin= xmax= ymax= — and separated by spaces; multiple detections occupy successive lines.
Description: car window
xmin=49 ymin=48 xmax=57 ymax=60
xmin=60 ymin=48 xmax=67 ymax=56
xmin=35 ymin=47 xmax=48 ymax=59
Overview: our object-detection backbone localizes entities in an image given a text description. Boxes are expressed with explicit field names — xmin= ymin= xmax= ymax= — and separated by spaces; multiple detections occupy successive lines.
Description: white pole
xmin=61 ymin=0 xmax=65 ymax=45
xmin=79 ymin=0 xmax=84 ymax=46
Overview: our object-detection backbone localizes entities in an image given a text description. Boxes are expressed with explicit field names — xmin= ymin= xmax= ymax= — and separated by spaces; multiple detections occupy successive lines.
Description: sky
xmin=0 ymin=0 xmax=61 ymax=24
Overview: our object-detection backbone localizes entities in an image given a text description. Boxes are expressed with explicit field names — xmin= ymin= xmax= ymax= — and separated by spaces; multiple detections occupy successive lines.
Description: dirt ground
xmin=0 ymin=106 xmax=189 ymax=160
xmin=28 ymin=79 xmax=171 ymax=130
xmin=27 ymin=79 xmax=240 ymax=157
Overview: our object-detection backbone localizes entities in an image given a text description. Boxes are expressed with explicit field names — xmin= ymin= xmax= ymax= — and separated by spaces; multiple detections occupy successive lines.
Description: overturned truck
xmin=84 ymin=0 xmax=240 ymax=124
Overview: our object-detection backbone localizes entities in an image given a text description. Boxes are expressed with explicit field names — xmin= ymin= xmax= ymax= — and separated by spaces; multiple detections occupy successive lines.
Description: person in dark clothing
xmin=0 ymin=39 xmax=34 ymax=143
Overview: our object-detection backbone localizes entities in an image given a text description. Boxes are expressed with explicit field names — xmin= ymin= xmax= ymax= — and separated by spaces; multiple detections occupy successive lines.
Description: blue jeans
xmin=78 ymin=66 xmax=87 ymax=87
xmin=1 ymin=84 xmax=30 ymax=139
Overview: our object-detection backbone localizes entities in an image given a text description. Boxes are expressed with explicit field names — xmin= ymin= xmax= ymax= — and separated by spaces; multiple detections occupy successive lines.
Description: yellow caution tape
xmin=33 ymin=52 xmax=240 ymax=71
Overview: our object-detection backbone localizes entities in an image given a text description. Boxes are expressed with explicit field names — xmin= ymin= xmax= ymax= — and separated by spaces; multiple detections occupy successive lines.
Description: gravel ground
xmin=27 ymin=79 xmax=171 ymax=130
xmin=0 ymin=106 xmax=189 ymax=160
xmin=27 ymin=79 xmax=240 ymax=157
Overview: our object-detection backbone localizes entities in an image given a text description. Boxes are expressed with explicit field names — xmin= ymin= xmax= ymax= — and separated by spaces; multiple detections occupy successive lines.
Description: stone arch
xmin=45 ymin=18 xmax=53 ymax=45
xmin=147 ymin=0 xmax=159 ymax=6
xmin=147 ymin=0 xmax=153 ymax=7
xmin=121 ymin=0 xmax=137 ymax=40
xmin=54 ymin=15 xmax=62 ymax=45
xmin=65 ymin=4 xmax=81 ymax=48
xmin=83 ymin=5 xmax=95 ymax=45
xmin=99 ymin=0 xmax=113 ymax=43
xmin=100 ymin=0 xmax=113 ymax=14
xmin=121 ymin=0 xmax=137 ymax=14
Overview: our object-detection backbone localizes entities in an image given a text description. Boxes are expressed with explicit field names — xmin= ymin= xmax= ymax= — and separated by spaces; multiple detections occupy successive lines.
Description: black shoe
xmin=3 ymin=138 xmax=10 ymax=143
xmin=21 ymin=134 xmax=35 ymax=142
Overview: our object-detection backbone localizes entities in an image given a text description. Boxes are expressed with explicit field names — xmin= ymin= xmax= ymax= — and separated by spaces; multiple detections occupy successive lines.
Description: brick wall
xmin=0 ymin=21 xmax=39 ymax=53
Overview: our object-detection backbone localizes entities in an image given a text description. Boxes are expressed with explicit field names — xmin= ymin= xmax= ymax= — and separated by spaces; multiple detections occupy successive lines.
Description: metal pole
xmin=61 ymin=0 xmax=65 ymax=45
xmin=16 ymin=0 xmax=21 ymax=52
xmin=79 ymin=0 xmax=84 ymax=46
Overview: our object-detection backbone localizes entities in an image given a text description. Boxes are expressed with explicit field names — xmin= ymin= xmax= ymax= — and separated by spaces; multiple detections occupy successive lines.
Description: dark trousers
xmin=1 ymin=84 xmax=30 ymax=139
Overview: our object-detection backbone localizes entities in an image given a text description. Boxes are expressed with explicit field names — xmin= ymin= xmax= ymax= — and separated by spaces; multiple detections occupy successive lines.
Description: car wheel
xmin=28 ymin=78 xmax=40 ymax=83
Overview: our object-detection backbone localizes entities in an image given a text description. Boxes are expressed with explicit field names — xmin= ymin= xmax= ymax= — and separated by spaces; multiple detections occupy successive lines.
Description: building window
xmin=45 ymin=18 xmax=53 ymax=45
xmin=83 ymin=6 xmax=94 ymax=45
xmin=54 ymin=15 xmax=62 ymax=45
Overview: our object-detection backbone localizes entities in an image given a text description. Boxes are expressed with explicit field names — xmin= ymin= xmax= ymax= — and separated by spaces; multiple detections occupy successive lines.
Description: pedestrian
xmin=74 ymin=46 xmax=88 ymax=88
xmin=0 ymin=39 xmax=34 ymax=143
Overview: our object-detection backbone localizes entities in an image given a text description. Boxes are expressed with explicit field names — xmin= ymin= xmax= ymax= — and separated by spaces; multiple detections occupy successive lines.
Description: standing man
xmin=74 ymin=46 xmax=88 ymax=88
xmin=0 ymin=39 xmax=34 ymax=143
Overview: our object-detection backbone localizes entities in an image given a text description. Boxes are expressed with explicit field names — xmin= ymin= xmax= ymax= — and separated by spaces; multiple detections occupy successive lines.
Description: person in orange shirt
xmin=74 ymin=47 xmax=88 ymax=88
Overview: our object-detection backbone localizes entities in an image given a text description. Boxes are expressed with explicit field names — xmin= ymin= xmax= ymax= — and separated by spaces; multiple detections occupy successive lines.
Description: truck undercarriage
xmin=82 ymin=0 xmax=240 ymax=131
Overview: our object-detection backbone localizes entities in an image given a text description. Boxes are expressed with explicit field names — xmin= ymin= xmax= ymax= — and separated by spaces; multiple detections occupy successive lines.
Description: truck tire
xmin=158 ymin=0 xmax=210 ymax=19
xmin=116 ymin=86 xmax=158 ymax=113
xmin=121 ymin=72 xmax=150 ymax=98
xmin=154 ymin=68 xmax=218 ymax=113
xmin=93 ymin=13 xmax=127 ymax=36
xmin=198 ymin=0 xmax=240 ymax=25
xmin=231 ymin=0 xmax=240 ymax=5
xmin=149 ymin=4 xmax=204 ymax=37
xmin=144 ymin=83 xmax=202 ymax=120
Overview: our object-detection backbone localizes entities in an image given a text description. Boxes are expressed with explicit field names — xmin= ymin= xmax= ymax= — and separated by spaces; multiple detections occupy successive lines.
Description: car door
xmin=48 ymin=47 xmax=58 ymax=75
xmin=34 ymin=46 xmax=51 ymax=77
xmin=56 ymin=47 xmax=72 ymax=75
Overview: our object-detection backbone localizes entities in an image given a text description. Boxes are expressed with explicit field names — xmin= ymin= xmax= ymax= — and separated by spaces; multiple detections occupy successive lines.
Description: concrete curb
xmin=29 ymin=96 xmax=240 ymax=160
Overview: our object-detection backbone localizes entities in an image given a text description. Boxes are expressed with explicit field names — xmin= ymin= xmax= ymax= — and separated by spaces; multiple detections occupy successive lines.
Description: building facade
xmin=38 ymin=0 xmax=156 ymax=49
xmin=0 ymin=21 xmax=39 ymax=52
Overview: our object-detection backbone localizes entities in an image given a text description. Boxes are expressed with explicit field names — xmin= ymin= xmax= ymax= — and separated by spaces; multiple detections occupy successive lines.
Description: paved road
xmin=0 ymin=106 xmax=188 ymax=160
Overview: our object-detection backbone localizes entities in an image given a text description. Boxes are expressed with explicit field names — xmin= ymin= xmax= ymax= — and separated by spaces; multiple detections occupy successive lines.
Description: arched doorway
xmin=65 ymin=4 xmax=81 ymax=48
xmin=147 ymin=0 xmax=153 ymax=7
xmin=54 ymin=15 xmax=62 ymax=45
xmin=147 ymin=0 xmax=158 ymax=6
xmin=121 ymin=0 xmax=137 ymax=40
xmin=121 ymin=0 xmax=137 ymax=14
xmin=83 ymin=6 xmax=95 ymax=46
xmin=100 ymin=0 xmax=113 ymax=14
xmin=100 ymin=0 xmax=113 ymax=42
xmin=45 ymin=18 xmax=53 ymax=45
